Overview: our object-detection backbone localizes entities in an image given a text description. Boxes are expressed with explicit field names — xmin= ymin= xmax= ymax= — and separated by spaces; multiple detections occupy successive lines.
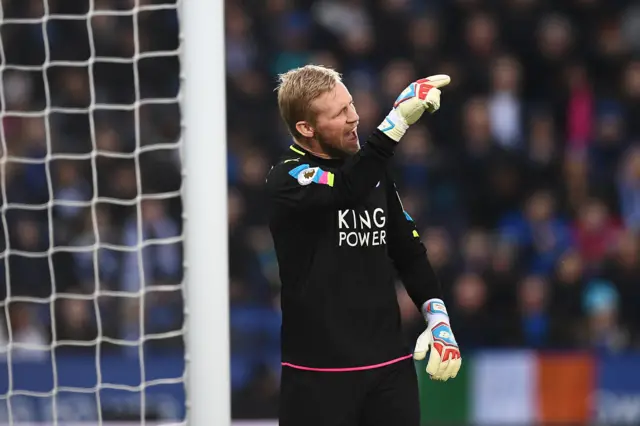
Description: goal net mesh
xmin=0 ymin=0 xmax=186 ymax=423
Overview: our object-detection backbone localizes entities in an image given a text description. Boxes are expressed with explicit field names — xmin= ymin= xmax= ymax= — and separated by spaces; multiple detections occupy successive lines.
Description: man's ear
xmin=295 ymin=121 xmax=315 ymax=139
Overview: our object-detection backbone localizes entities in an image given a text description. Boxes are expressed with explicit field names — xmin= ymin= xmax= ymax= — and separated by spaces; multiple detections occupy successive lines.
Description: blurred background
xmin=1 ymin=0 xmax=640 ymax=424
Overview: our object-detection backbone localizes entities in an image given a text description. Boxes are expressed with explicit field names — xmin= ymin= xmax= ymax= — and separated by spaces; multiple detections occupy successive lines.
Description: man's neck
xmin=294 ymin=140 xmax=336 ymax=160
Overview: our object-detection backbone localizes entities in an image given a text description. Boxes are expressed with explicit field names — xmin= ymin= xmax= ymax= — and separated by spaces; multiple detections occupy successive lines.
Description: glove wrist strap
xmin=421 ymin=298 xmax=449 ymax=324
xmin=377 ymin=109 xmax=409 ymax=142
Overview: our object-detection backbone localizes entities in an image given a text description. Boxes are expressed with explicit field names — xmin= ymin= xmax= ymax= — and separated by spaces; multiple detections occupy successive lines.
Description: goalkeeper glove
xmin=413 ymin=298 xmax=462 ymax=381
xmin=377 ymin=74 xmax=451 ymax=142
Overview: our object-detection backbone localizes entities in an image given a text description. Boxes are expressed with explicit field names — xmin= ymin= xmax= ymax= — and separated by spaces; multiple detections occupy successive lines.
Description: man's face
xmin=309 ymin=81 xmax=360 ymax=156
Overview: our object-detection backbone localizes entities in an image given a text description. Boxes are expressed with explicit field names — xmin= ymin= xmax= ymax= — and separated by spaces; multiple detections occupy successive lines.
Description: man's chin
xmin=346 ymin=139 xmax=360 ymax=155
xmin=343 ymin=135 xmax=360 ymax=155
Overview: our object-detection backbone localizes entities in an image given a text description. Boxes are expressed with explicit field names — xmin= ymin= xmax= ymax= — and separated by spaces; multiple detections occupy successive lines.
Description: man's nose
xmin=348 ymin=105 xmax=359 ymax=123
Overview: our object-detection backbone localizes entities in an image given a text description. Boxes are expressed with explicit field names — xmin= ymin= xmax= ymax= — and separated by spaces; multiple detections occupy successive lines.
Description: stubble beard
xmin=316 ymin=132 xmax=358 ymax=159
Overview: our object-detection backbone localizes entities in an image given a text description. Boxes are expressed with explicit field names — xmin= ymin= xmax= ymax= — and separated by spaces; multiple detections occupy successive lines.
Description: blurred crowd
xmin=1 ymin=0 xmax=640 ymax=420
xmin=226 ymin=0 xmax=640 ymax=417
xmin=0 ymin=0 xmax=184 ymax=357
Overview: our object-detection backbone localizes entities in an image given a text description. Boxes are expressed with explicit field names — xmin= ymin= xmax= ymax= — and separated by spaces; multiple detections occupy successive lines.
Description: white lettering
xmin=373 ymin=208 xmax=386 ymax=228
xmin=359 ymin=211 xmax=371 ymax=229
xmin=338 ymin=210 xmax=350 ymax=229
xmin=339 ymin=231 xmax=389 ymax=247
xmin=358 ymin=232 xmax=370 ymax=246
xmin=372 ymin=231 xmax=379 ymax=245
xmin=337 ymin=208 xmax=387 ymax=247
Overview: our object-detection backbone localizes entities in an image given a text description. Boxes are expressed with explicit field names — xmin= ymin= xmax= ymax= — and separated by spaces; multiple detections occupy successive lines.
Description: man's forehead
xmin=332 ymin=82 xmax=351 ymax=102
xmin=314 ymin=82 xmax=351 ymax=112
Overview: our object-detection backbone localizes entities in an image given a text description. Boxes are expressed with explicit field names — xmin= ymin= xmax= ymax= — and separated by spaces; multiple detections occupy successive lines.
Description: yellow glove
xmin=413 ymin=298 xmax=462 ymax=381
xmin=378 ymin=75 xmax=451 ymax=142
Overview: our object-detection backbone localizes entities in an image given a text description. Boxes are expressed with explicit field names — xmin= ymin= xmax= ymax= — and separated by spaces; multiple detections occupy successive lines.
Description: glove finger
xmin=413 ymin=331 xmax=431 ymax=361
xmin=425 ymin=89 xmax=441 ymax=113
xmin=451 ymin=357 xmax=462 ymax=379
xmin=449 ymin=358 xmax=462 ymax=379
xmin=413 ymin=350 xmax=427 ymax=361
xmin=436 ymin=361 xmax=450 ymax=381
xmin=441 ymin=353 xmax=459 ymax=381
xmin=421 ymin=74 xmax=451 ymax=89
xmin=435 ymin=351 xmax=452 ymax=380
xmin=425 ymin=348 xmax=441 ymax=377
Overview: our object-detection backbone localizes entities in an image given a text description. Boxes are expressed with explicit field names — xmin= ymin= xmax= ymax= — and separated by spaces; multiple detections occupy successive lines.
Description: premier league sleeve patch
xmin=288 ymin=164 xmax=335 ymax=187
xmin=297 ymin=167 xmax=318 ymax=185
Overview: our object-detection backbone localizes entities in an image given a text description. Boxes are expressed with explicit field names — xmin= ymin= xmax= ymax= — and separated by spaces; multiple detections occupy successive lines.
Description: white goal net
xmin=0 ymin=0 xmax=188 ymax=423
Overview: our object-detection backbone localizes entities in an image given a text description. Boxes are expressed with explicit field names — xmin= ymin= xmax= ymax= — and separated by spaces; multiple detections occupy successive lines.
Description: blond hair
xmin=276 ymin=65 xmax=342 ymax=140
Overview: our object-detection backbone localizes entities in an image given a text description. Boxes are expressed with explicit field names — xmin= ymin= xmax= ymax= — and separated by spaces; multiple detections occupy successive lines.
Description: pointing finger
xmin=419 ymin=74 xmax=451 ymax=89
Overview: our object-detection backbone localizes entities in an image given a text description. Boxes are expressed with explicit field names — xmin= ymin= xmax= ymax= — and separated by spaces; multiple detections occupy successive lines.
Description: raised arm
xmin=267 ymin=74 xmax=452 ymax=215
xmin=266 ymin=130 xmax=396 ymax=212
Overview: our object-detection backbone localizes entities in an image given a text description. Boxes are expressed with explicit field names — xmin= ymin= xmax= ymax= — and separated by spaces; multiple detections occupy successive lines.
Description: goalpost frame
xmin=182 ymin=0 xmax=230 ymax=425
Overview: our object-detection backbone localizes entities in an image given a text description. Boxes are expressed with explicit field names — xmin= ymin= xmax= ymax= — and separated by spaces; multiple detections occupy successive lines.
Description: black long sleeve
xmin=386 ymin=179 xmax=443 ymax=310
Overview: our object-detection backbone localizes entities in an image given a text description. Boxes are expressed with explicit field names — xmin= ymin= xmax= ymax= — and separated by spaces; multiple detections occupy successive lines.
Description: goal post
xmin=181 ymin=0 xmax=230 ymax=425
xmin=0 ymin=0 xmax=230 ymax=424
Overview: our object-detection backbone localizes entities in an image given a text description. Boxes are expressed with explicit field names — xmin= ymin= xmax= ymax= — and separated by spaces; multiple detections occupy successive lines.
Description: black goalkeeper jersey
xmin=265 ymin=129 xmax=442 ymax=370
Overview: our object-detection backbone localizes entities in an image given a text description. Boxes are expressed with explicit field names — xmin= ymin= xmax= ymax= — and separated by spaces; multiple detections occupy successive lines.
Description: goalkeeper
xmin=266 ymin=65 xmax=461 ymax=426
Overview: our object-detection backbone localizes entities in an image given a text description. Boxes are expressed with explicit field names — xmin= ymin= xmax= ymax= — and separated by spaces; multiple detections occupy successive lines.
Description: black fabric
xmin=266 ymin=129 xmax=443 ymax=369
xmin=279 ymin=358 xmax=420 ymax=426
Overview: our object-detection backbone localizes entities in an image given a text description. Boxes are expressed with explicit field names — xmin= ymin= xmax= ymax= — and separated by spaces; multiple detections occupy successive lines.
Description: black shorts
xmin=279 ymin=358 xmax=420 ymax=426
